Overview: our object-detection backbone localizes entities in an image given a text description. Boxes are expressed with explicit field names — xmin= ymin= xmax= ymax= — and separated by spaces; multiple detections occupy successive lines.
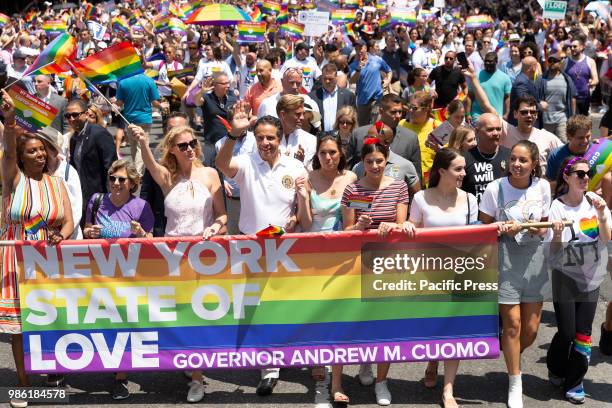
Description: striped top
xmin=341 ymin=179 xmax=409 ymax=229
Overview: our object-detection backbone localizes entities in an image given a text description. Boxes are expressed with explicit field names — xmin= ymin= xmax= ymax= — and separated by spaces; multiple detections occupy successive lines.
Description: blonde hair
xmin=333 ymin=106 xmax=358 ymax=131
xmin=158 ymin=126 xmax=203 ymax=181
xmin=448 ymin=126 xmax=475 ymax=151
xmin=276 ymin=94 xmax=304 ymax=116
xmin=87 ymin=105 xmax=107 ymax=127
xmin=108 ymin=159 xmax=140 ymax=193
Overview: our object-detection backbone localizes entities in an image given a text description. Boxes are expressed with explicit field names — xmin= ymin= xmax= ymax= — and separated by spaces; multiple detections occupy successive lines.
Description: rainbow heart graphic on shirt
xmin=302 ymin=67 xmax=311 ymax=76
xmin=579 ymin=216 xmax=599 ymax=239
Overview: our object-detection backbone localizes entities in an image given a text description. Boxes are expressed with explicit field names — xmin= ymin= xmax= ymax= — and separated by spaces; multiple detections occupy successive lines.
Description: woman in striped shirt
xmin=341 ymin=138 xmax=416 ymax=406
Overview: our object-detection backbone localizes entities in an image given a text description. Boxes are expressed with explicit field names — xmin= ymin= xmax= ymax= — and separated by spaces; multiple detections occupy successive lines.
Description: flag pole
xmin=1 ymin=61 xmax=58 ymax=91
xmin=65 ymin=59 xmax=131 ymax=125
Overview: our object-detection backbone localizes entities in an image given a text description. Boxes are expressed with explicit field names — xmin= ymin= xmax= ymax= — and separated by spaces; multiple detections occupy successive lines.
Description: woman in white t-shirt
xmin=410 ymin=148 xmax=478 ymax=408
xmin=545 ymin=157 xmax=611 ymax=405
xmin=479 ymin=140 xmax=551 ymax=408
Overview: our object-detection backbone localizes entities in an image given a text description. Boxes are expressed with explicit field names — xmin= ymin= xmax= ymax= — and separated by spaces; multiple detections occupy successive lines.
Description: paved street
xmin=0 ymin=114 xmax=610 ymax=408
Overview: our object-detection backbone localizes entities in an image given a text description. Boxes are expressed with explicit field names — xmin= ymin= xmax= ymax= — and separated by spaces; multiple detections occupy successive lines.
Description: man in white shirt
xmin=215 ymin=108 xmax=307 ymax=397
xmin=257 ymin=68 xmax=320 ymax=119
xmin=280 ymin=42 xmax=321 ymax=92
xmin=465 ymin=40 xmax=484 ymax=74
xmin=276 ymin=94 xmax=317 ymax=167
xmin=76 ymin=28 xmax=97 ymax=59
xmin=410 ymin=32 xmax=439 ymax=73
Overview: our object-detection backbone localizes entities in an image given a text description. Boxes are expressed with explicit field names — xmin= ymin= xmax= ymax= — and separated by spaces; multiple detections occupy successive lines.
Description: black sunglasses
xmin=64 ymin=111 xmax=84 ymax=119
xmin=109 ymin=175 xmax=128 ymax=183
xmin=176 ymin=139 xmax=198 ymax=151
xmin=569 ymin=169 xmax=594 ymax=179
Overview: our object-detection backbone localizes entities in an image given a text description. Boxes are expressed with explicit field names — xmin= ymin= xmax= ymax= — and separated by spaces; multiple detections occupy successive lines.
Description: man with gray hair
xmin=196 ymin=72 xmax=233 ymax=144
xmin=257 ymin=67 xmax=320 ymax=119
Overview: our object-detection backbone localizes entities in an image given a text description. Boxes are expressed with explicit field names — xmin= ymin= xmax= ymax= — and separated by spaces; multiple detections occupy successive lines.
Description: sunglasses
xmin=518 ymin=109 xmax=538 ymax=116
xmin=409 ymin=105 xmax=428 ymax=112
xmin=176 ymin=139 xmax=198 ymax=151
xmin=568 ymin=169 xmax=594 ymax=179
xmin=109 ymin=175 xmax=128 ymax=183
xmin=339 ymin=120 xmax=354 ymax=126
xmin=64 ymin=111 xmax=84 ymax=119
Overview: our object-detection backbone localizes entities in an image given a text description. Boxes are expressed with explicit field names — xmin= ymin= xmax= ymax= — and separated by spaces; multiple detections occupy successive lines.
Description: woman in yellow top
xmin=398 ymin=91 xmax=441 ymax=185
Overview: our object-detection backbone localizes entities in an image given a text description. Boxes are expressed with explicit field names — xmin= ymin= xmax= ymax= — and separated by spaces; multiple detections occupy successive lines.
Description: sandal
xmin=311 ymin=366 xmax=326 ymax=382
xmin=332 ymin=390 xmax=350 ymax=405
xmin=423 ymin=361 xmax=439 ymax=388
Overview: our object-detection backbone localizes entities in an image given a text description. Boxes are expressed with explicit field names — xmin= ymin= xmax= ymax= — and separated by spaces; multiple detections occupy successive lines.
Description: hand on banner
xmin=377 ymin=222 xmax=396 ymax=237
xmin=130 ymin=220 xmax=147 ymax=238
xmin=500 ymin=220 xmax=522 ymax=237
xmin=84 ymin=224 xmax=102 ymax=239
xmin=128 ymin=124 xmax=148 ymax=145
xmin=355 ymin=214 xmax=372 ymax=231
xmin=202 ymin=223 xmax=221 ymax=240
xmin=551 ymin=220 xmax=565 ymax=240
xmin=525 ymin=220 xmax=546 ymax=237
xmin=401 ymin=221 xmax=417 ymax=238
xmin=48 ymin=229 xmax=64 ymax=246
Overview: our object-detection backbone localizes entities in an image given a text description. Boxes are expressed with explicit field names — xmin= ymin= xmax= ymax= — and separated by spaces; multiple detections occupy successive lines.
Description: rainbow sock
xmin=574 ymin=333 xmax=592 ymax=362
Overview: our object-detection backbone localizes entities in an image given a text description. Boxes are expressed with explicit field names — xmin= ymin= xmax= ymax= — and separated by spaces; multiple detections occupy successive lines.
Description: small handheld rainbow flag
xmin=418 ymin=9 xmax=437 ymax=21
xmin=378 ymin=14 xmax=390 ymax=31
xmin=154 ymin=15 xmax=169 ymax=32
xmin=585 ymin=139 xmax=612 ymax=191
xmin=83 ymin=3 xmax=94 ymax=20
xmin=23 ymin=212 xmax=47 ymax=236
xmin=431 ymin=107 xmax=447 ymax=123
xmin=237 ymin=22 xmax=267 ymax=43
xmin=280 ymin=22 xmax=304 ymax=40
xmin=331 ymin=9 xmax=355 ymax=25
xmin=168 ymin=17 xmax=187 ymax=35
xmin=256 ymin=225 xmax=285 ymax=237
xmin=341 ymin=22 xmax=356 ymax=38
xmin=261 ymin=0 xmax=281 ymax=15
xmin=112 ymin=16 xmax=130 ymax=34
xmin=343 ymin=0 xmax=360 ymax=10
xmin=7 ymin=85 xmax=59 ymax=132
xmin=71 ymin=41 xmax=144 ymax=84
xmin=25 ymin=10 xmax=37 ymax=23
xmin=24 ymin=32 xmax=76 ymax=76
xmin=216 ymin=115 xmax=232 ymax=132
xmin=43 ymin=20 xmax=67 ymax=36
xmin=391 ymin=8 xmax=417 ymax=26
xmin=250 ymin=7 xmax=263 ymax=22
xmin=465 ymin=15 xmax=494 ymax=30
xmin=277 ymin=4 xmax=289 ymax=24
xmin=0 ymin=13 xmax=9 ymax=28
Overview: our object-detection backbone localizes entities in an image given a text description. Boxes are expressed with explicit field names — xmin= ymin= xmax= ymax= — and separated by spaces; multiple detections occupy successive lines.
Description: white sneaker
xmin=187 ymin=381 xmax=205 ymax=403
xmin=9 ymin=399 xmax=27 ymax=408
xmin=375 ymin=380 xmax=392 ymax=406
xmin=358 ymin=363 xmax=375 ymax=386
xmin=507 ymin=373 xmax=523 ymax=408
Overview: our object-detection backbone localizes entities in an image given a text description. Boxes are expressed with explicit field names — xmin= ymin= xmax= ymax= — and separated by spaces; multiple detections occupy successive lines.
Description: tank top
xmin=164 ymin=178 xmax=214 ymax=237
xmin=309 ymin=190 xmax=341 ymax=232
xmin=565 ymin=56 xmax=591 ymax=100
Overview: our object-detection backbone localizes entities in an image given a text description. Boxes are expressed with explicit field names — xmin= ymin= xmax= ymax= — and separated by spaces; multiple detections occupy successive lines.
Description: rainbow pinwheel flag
xmin=70 ymin=41 xmax=143 ymax=84
xmin=280 ymin=21 xmax=304 ymax=40
xmin=331 ymin=9 xmax=355 ymax=25
xmin=7 ymin=85 xmax=59 ymax=132
xmin=391 ymin=8 xmax=417 ymax=26
xmin=256 ymin=225 xmax=285 ymax=237
xmin=465 ymin=15 xmax=494 ymax=30
xmin=24 ymin=33 xmax=76 ymax=76
xmin=237 ymin=22 xmax=267 ymax=43
xmin=261 ymin=0 xmax=281 ymax=15
xmin=585 ymin=139 xmax=612 ymax=191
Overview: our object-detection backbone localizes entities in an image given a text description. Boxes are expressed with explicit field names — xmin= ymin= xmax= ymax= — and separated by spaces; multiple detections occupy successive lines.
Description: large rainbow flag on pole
xmin=70 ymin=42 xmax=144 ymax=84
xmin=17 ymin=228 xmax=500 ymax=374
xmin=585 ymin=139 xmax=612 ymax=191
xmin=23 ymin=33 xmax=76 ymax=76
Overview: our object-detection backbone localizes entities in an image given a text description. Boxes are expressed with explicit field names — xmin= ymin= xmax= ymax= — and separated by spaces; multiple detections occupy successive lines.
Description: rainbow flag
xmin=112 ymin=16 xmax=130 ymax=34
xmin=585 ymin=139 xmax=612 ymax=191
xmin=277 ymin=4 xmax=289 ymax=24
xmin=285 ymin=42 xmax=293 ymax=60
xmin=391 ymin=8 xmax=417 ymax=26
xmin=280 ymin=21 xmax=304 ymax=40
xmin=71 ymin=41 xmax=144 ymax=84
xmin=42 ymin=20 xmax=67 ymax=36
xmin=378 ymin=14 xmax=390 ymax=31
xmin=25 ymin=10 xmax=37 ymax=23
xmin=237 ymin=22 xmax=266 ymax=43
xmin=341 ymin=22 xmax=356 ymax=38
xmin=343 ymin=0 xmax=360 ymax=9
xmin=431 ymin=108 xmax=447 ymax=123
xmin=288 ymin=2 xmax=301 ymax=11
xmin=0 ymin=13 xmax=9 ymax=28
xmin=83 ymin=3 xmax=94 ymax=20
xmin=418 ymin=9 xmax=437 ymax=21
xmin=23 ymin=213 xmax=47 ymax=235
xmin=465 ymin=15 xmax=494 ymax=30
xmin=250 ymin=7 xmax=263 ymax=22
xmin=168 ymin=17 xmax=187 ymax=35
xmin=154 ymin=15 xmax=169 ymax=32
xmin=17 ymin=227 xmax=500 ymax=374
xmin=7 ymin=85 xmax=59 ymax=132
xmin=24 ymin=33 xmax=76 ymax=76
xmin=261 ymin=0 xmax=281 ymax=15
xmin=331 ymin=9 xmax=355 ymax=25
xmin=256 ymin=225 xmax=285 ymax=237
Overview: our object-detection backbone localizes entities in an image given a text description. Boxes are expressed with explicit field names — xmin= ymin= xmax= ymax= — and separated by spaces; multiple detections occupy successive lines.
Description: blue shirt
xmin=545 ymin=143 xmax=591 ymax=180
xmin=471 ymin=69 xmax=512 ymax=121
xmin=349 ymin=54 xmax=391 ymax=105
xmin=116 ymin=74 xmax=160 ymax=124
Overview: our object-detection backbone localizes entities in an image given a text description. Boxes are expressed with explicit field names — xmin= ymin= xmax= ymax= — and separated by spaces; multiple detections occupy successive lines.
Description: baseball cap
xmin=303 ymin=102 xmax=321 ymax=129
xmin=508 ymin=33 xmax=521 ymax=42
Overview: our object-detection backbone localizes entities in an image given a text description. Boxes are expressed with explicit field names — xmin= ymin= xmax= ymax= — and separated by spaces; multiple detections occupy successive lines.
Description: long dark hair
xmin=429 ymin=148 xmax=462 ymax=188
xmin=312 ymin=133 xmax=346 ymax=171
xmin=361 ymin=139 xmax=389 ymax=161
xmin=508 ymin=140 xmax=542 ymax=179
xmin=554 ymin=156 xmax=589 ymax=199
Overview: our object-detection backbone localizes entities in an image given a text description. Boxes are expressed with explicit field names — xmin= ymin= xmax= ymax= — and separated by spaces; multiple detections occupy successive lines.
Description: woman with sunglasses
xmin=0 ymin=91 xmax=74 ymax=408
xmin=341 ymin=138 xmax=416 ymax=406
xmin=332 ymin=106 xmax=358 ymax=156
xmin=130 ymin=123 xmax=226 ymax=402
xmin=546 ymin=157 xmax=610 ymax=405
xmin=479 ymin=140 xmax=551 ymax=408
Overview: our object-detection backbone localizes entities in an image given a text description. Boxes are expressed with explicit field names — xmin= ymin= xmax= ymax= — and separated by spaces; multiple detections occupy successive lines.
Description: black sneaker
xmin=46 ymin=374 xmax=65 ymax=387
xmin=112 ymin=379 xmax=130 ymax=400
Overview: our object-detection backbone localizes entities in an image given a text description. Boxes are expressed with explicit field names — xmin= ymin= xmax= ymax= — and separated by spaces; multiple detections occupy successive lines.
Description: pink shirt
xmin=245 ymin=79 xmax=282 ymax=116
xmin=501 ymin=119 xmax=563 ymax=175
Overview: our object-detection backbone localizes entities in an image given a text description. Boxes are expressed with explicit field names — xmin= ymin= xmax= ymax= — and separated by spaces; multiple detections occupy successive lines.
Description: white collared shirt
xmin=231 ymin=151 xmax=307 ymax=234
xmin=280 ymin=128 xmax=317 ymax=169
xmin=322 ymin=87 xmax=338 ymax=132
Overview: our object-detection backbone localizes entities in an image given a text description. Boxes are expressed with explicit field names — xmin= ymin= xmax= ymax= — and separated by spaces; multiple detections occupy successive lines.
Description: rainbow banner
xmin=465 ymin=15 xmax=494 ymax=30
xmin=42 ymin=20 xmax=67 ymax=36
xmin=7 ymin=85 xmax=59 ymax=132
xmin=71 ymin=41 xmax=144 ymax=84
xmin=585 ymin=139 xmax=612 ymax=191
xmin=391 ymin=8 xmax=417 ymax=26
xmin=279 ymin=21 xmax=304 ymax=40
xmin=331 ymin=9 xmax=355 ymax=25
xmin=237 ymin=21 xmax=267 ymax=43
xmin=261 ymin=0 xmax=281 ymax=15
xmin=17 ymin=228 xmax=499 ymax=374
xmin=24 ymin=32 xmax=76 ymax=76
